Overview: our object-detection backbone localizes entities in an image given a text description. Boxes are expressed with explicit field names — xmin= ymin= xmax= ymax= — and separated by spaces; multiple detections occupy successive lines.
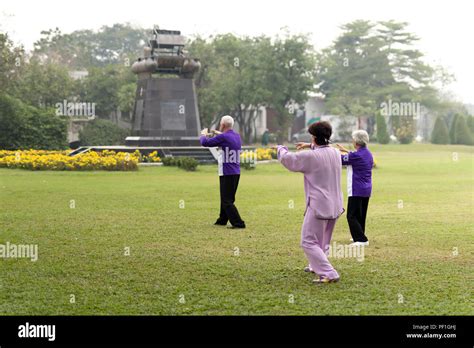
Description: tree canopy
xmin=0 ymin=21 xmax=470 ymax=148
xmin=316 ymin=20 xmax=453 ymax=140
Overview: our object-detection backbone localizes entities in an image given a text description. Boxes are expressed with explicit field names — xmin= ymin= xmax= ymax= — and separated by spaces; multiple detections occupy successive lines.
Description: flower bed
xmin=0 ymin=150 xmax=139 ymax=171
xmin=256 ymin=148 xmax=277 ymax=160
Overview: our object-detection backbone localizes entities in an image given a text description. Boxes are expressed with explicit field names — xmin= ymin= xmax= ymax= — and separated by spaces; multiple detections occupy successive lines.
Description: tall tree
xmin=376 ymin=112 xmax=390 ymax=144
xmin=0 ymin=33 xmax=25 ymax=94
xmin=316 ymin=21 xmax=384 ymax=123
xmin=187 ymin=36 xmax=221 ymax=127
xmin=317 ymin=20 xmax=450 ymax=142
xmin=189 ymin=31 xmax=317 ymax=143
xmin=13 ymin=58 xmax=76 ymax=108
xmin=32 ymin=24 xmax=148 ymax=69
xmin=189 ymin=34 xmax=271 ymax=143
xmin=265 ymin=30 xmax=317 ymax=140
xmin=78 ymin=64 xmax=135 ymax=119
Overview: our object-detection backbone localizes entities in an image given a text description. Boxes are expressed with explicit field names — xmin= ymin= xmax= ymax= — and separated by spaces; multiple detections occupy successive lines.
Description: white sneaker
xmin=349 ymin=238 xmax=354 ymax=242
xmin=350 ymin=241 xmax=369 ymax=246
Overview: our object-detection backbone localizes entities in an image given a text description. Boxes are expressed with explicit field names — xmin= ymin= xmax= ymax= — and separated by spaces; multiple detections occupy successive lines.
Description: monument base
xmin=131 ymin=78 xmax=201 ymax=142
xmin=125 ymin=136 xmax=201 ymax=147
xmin=69 ymin=145 xmax=218 ymax=164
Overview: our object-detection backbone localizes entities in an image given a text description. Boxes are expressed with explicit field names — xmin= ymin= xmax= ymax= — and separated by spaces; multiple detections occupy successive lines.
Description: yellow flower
xmin=0 ymin=149 xmax=138 ymax=171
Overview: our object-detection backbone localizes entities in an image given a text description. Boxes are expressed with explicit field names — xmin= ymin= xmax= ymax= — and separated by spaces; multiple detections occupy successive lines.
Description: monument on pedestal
xmin=70 ymin=28 xmax=217 ymax=163
xmin=126 ymin=28 xmax=202 ymax=147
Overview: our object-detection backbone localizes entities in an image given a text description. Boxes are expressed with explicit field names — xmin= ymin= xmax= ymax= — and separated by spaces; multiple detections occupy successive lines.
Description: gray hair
xmin=352 ymin=130 xmax=369 ymax=146
xmin=221 ymin=115 xmax=234 ymax=128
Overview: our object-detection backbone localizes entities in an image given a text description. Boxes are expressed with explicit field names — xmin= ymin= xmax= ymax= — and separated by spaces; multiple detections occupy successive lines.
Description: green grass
xmin=0 ymin=144 xmax=473 ymax=315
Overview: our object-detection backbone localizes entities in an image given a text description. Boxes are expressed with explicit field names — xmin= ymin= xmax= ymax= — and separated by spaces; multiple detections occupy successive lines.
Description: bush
xmin=79 ymin=118 xmax=129 ymax=146
xmin=376 ymin=113 xmax=390 ymax=144
xmin=162 ymin=156 xmax=198 ymax=171
xmin=240 ymin=162 xmax=256 ymax=170
xmin=431 ymin=117 xmax=450 ymax=144
xmin=453 ymin=115 xmax=473 ymax=145
xmin=395 ymin=117 xmax=415 ymax=144
xmin=178 ymin=157 xmax=198 ymax=171
xmin=162 ymin=157 xmax=179 ymax=166
xmin=467 ymin=116 xmax=474 ymax=134
xmin=449 ymin=114 xmax=459 ymax=144
xmin=24 ymin=108 xmax=68 ymax=149
xmin=240 ymin=150 xmax=256 ymax=170
xmin=0 ymin=94 xmax=67 ymax=150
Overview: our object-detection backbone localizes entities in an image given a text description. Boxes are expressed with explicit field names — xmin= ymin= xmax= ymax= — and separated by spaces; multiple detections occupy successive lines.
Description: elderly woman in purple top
xmin=278 ymin=121 xmax=344 ymax=284
xmin=335 ymin=130 xmax=373 ymax=246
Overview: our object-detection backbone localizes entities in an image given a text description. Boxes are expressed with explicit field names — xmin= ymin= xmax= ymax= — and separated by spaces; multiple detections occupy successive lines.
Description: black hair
xmin=308 ymin=121 xmax=332 ymax=146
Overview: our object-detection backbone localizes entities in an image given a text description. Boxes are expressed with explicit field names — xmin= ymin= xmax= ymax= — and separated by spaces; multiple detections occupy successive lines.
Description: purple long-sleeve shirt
xmin=277 ymin=145 xmax=344 ymax=220
xmin=200 ymin=130 xmax=241 ymax=176
xmin=341 ymin=146 xmax=373 ymax=197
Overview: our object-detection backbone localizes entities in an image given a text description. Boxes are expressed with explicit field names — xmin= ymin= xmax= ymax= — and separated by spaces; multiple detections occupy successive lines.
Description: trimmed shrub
xmin=240 ymin=161 xmax=256 ymax=170
xmin=178 ymin=157 xmax=198 ymax=171
xmin=453 ymin=115 xmax=473 ymax=145
xmin=162 ymin=157 xmax=180 ymax=166
xmin=431 ymin=117 xmax=450 ymax=144
xmin=395 ymin=117 xmax=415 ymax=144
xmin=466 ymin=115 xmax=474 ymax=134
xmin=162 ymin=156 xmax=198 ymax=171
xmin=449 ymin=114 xmax=459 ymax=144
xmin=376 ymin=113 xmax=390 ymax=144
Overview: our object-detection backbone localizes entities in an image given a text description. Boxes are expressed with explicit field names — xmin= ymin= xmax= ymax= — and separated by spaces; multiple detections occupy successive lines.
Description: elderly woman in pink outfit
xmin=276 ymin=121 xmax=344 ymax=284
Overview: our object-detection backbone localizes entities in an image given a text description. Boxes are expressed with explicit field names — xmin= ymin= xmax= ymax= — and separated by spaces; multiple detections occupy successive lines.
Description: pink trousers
xmin=301 ymin=208 xmax=339 ymax=280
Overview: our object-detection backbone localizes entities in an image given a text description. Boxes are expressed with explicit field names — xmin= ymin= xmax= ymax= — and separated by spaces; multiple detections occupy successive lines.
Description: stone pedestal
xmin=126 ymin=77 xmax=201 ymax=147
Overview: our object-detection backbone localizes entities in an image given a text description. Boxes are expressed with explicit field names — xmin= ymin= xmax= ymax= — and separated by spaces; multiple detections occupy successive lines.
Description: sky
xmin=1 ymin=0 xmax=472 ymax=104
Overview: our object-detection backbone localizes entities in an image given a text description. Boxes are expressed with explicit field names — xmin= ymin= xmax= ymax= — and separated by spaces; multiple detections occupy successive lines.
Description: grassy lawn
xmin=0 ymin=144 xmax=473 ymax=315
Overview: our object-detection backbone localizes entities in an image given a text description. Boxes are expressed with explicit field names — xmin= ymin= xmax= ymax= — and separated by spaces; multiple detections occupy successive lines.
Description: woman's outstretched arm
xmin=276 ymin=145 xmax=312 ymax=173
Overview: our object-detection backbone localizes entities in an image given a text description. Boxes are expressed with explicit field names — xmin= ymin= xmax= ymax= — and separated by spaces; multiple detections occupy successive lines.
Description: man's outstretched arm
xmin=200 ymin=129 xmax=225 ymax=147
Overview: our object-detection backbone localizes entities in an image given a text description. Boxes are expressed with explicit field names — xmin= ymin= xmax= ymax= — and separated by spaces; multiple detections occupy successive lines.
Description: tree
xmin=431 ymin=116 xmax=449 ymax=144
xmin=0 ymin=33 xmax=25 ymax=94
xmin=118 ymin=83 xmax=136 ymax=120
xmin=92 ymin=23 xmax=148 ymax=66
xmin=32 ymin=24 xmax=148 ymax=69
xmin=467 ymin=115 xmax=474 ymax=134
xmin=376 ymin=113 xmax=390 ymax=144
xmin=78 ymin=65 xmax=135 ymax=120
xmin=0 ymin=94 xmax=28 ymax=149
xmin=216 ymin=35 xmax=271 ymax=143
xmin=79 ymin=118 xmax=129 ymax=146
xmin=317 ymin=20 xmax=383 ymax=123
xmin=449 ymin=113 xmax=460 ymax=144
xmin=316 ymin=20 xmax=449 ymax=142
xmin=188 ymin=31 xmax=317 ymax=143
xmin=0 ymin=94 xmax=67 ymax=150
xmin=453 ymin=115 xmax=473 ymax=145
xmin=13 ymin=58 xmax=76 ymax=108
xmin=189 ymin=34 xmax=271 ymax=143
xmin=187 ymin=36 xmax=222 ymax=127
xmin=265 ymin=30 xmax=317 ymax=140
